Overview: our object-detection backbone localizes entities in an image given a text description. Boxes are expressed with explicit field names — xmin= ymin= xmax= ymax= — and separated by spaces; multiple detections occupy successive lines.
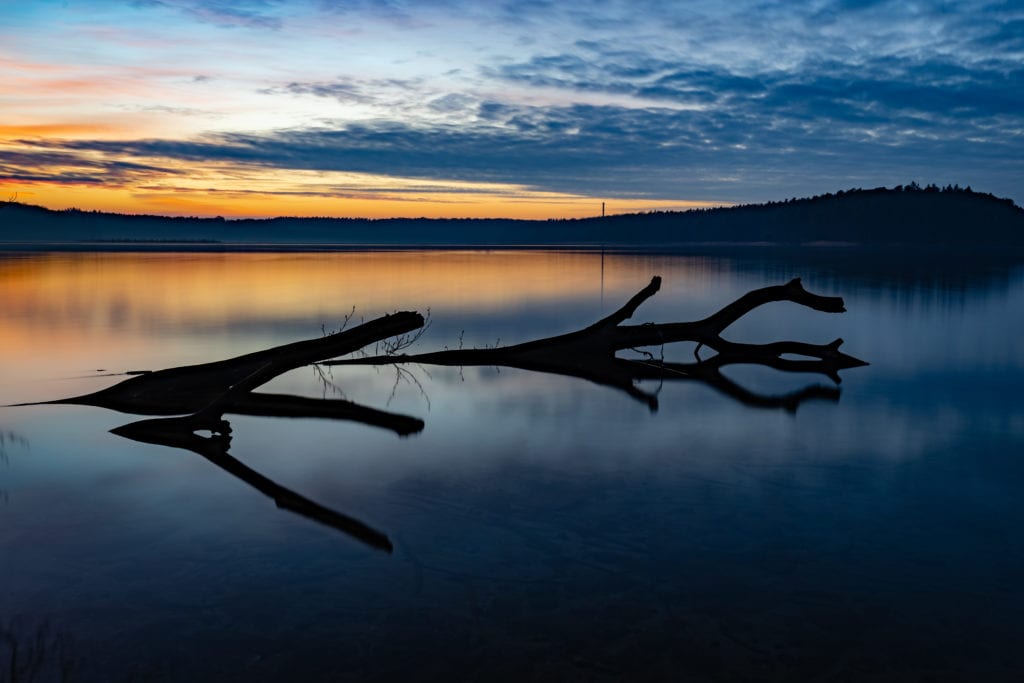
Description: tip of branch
xmin=824 ymin=338 xmax=869 ymax=370
xmin=784 ymin=279 xmax=847 ymax=313
xmin=390 ymin=310 xmax=426 ymax=326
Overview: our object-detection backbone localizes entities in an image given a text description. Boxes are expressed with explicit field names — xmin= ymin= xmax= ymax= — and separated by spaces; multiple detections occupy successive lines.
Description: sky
xmin=1 ymin=0 xmax=1022 ymax=219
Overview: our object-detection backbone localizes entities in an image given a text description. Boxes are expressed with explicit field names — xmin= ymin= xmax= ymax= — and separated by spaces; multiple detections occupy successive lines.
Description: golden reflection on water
xmin=0 ymin=250 xmax=725 ymax=330
xmin=0 ymin=250 xmax=732 ymax=402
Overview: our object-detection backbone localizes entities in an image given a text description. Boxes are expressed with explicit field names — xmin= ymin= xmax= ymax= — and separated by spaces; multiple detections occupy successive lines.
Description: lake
xmin=2 ymin=248 xmax=1023 ymax=681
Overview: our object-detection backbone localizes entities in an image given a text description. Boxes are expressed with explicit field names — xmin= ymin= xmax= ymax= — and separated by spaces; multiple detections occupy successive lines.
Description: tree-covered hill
xmin=2 ymin=184 xmax=1021 ymax=246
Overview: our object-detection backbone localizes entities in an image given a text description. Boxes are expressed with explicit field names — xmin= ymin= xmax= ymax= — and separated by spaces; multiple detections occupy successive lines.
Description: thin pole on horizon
xmin=600 ymin=202 xmax=606 ymax=306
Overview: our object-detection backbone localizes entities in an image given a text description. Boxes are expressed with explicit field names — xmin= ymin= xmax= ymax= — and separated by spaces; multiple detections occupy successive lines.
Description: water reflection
xmin=1 ymin=616 xmax=78 ymax=682
xmin=327 ymin=275 xmax=866 ymax=412
xmin=641 ymin=245 xmax=1024 ymax=295
xmin=0 ymin=429 xmax=29 ymax=463
xmin=1 ymin=249 xmax=1022 ymax=680
xmin=35 ymin=274 xmax=865 ymax=552
xmin=36 ymin=312 xmax=427 ymax=551
xmin=0 ymin=430 xmax=28 ymax=505
xmin=110 ymin=415 xmax=395 ymax=552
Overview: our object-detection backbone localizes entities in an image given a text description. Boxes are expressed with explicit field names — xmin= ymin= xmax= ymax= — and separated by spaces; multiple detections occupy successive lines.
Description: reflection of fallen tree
xmin=27 ymin=312 xmax=426 ymax=553
xmin=110 ymin=413 xmax=395 ymax=552
xmin=324 ymin=277 xmax=868 ymax=412
xmin=1 ymin=430 xmax=30 ymax=464
xmin=1 ymin=430 xmax=30 ymax=505
xmin=1 ymin=616 xmax=77 ymax=682
xmin=25 ymin=277 xmax=866 ymax=552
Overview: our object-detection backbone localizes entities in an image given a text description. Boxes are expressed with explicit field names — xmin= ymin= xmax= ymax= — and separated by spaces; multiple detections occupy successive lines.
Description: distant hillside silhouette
xmin=582 ymin=184 xmax=1024 ymax=246
xmin=2 ymin=184 xmax=1021 ymax=247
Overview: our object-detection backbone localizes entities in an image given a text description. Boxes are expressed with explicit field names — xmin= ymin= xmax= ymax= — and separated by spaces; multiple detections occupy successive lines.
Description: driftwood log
xmin=50 ymin=311 xmax=425 ymax=427
xmin=324 ymin=277 xmax=867 ymax=411
xmin=22 ymin=312 xmax=427 ymax=552
xmin=23 ymin=277 xmax=866 ymax=551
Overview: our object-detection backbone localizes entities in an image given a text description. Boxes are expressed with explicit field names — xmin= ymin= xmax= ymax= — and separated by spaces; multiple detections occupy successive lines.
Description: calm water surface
xmin=1 ymin=249 xmax=1023 ymax=681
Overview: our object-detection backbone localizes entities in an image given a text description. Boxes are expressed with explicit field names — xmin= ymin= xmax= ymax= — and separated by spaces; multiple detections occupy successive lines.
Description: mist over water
xmin=2 ymin=249 xmax=1023 ymax=680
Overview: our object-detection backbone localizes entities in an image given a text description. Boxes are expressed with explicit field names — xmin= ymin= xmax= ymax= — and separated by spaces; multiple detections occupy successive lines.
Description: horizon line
xmin=4 ymin=183 xmax=1020 ymax=222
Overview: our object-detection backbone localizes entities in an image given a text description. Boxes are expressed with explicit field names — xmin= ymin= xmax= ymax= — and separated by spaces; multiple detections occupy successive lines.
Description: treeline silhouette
xmin=2 ymin=184 xmax=1021 ymax=246
xmin=585 ymin=183 xmax=1023 ymax=246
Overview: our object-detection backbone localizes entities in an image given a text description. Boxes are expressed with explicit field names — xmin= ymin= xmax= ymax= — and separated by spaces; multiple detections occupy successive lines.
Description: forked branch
xmin=323 ymin=277 xmax=867 ymax=411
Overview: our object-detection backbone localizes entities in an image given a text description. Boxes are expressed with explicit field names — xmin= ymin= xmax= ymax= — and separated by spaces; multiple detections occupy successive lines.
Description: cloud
xmin=30 ymin=89 xmax=1016 ymax=203
xmin=7 ymin=0 xmax=1023 ymax=206
xmin=132 ymin=0 xmax=285 ymax=29
xmin=427 ymin=93 xmax=477 ymax=113
xmin=282 ymin=81 xmax=374 ymax=103
xmin=272 ymin=77 xmax=425 ymax=107
xmin=0 ymin=147 xmax=185 ymax=186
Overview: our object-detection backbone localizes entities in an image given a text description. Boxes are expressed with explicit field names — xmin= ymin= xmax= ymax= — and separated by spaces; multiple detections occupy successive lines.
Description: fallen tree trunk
xmin=324 ymin=277 xmax=867 ymax=411
xmin=23 ymin=312 xmax=427 ymax=552
xmin=23 ymin=278 xmax=865 ymax=551
xmin=40 ymin=311 xmax=425 ymax=432
xmin=34 ymin=314 xmax=429 ymax=553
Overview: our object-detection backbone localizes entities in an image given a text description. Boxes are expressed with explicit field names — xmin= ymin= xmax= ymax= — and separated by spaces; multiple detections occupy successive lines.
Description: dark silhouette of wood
xmin=110 ymin=414 xmax=394 ymax=552
xmin=37 ymin=311 xmax=425 ymax=431
xmin=324 ymin=277 xmax=867 ymax=411
xmin=17 ymin=313 xmax=427 ymax=553
xmin=22 ymin=278 xmax=865 ymax=551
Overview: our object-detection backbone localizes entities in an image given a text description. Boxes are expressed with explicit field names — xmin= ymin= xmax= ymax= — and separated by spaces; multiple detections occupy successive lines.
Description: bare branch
xmin=322 ymin=277 xmax=866 ymax=412
xmin=587 ymin=275 xmax=661 ymax=329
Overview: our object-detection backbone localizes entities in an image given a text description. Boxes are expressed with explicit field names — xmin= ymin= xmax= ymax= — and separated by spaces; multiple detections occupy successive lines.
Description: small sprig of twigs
xmin=312 ymin=364 xmax=347 ymax=399
xmin=386 ymin=364 xmax=431 ymax=411
xmin=379 ymin=310 xmax=432 ymax=409
xmin=321 ymin=306 xmax=358 ymax=337
xmin=316 ymin=309 xmax=433 ymax=408
xmin=375 ymin=308 xmax=431 ymax=356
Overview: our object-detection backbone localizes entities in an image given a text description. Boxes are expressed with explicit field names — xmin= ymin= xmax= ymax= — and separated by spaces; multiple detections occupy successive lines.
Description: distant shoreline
xmin=3 ymin=241 xmax=1023 ymax=254
xmin=4 ymin=185 xmax=1022 ymax=247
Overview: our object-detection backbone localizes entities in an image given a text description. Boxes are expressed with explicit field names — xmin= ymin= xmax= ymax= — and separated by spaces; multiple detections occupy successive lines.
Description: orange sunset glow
xmin=3 ymin=0 xmax=1020 ymax=221
xmin=0 ymin=250 xmax=700 ymax=333
xmin=0 ymin=172 xmax=720 ymax=220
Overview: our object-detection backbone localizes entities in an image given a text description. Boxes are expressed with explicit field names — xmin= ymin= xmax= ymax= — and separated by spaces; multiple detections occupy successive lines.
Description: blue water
xmin=1 ymin=249 xmax=1022 ymax=680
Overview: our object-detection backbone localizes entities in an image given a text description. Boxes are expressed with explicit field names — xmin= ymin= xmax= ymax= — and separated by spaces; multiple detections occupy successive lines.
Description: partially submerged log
xmin=25 ymin=277 xmax=866 ymax=552
xmin=48 ymin=311 xmax=424 ymax=421
xmin=324 ymin=277 xmax=867 ymax=411
xmin=24 ymin=312 xmax=427 ymax=553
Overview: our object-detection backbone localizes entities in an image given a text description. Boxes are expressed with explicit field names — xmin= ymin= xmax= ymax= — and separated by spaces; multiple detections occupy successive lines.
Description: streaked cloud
xmin=1 ymin=0 xmax=1021 ymax=216
xmin=132 ymin=0 xmax=287 ymax=29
